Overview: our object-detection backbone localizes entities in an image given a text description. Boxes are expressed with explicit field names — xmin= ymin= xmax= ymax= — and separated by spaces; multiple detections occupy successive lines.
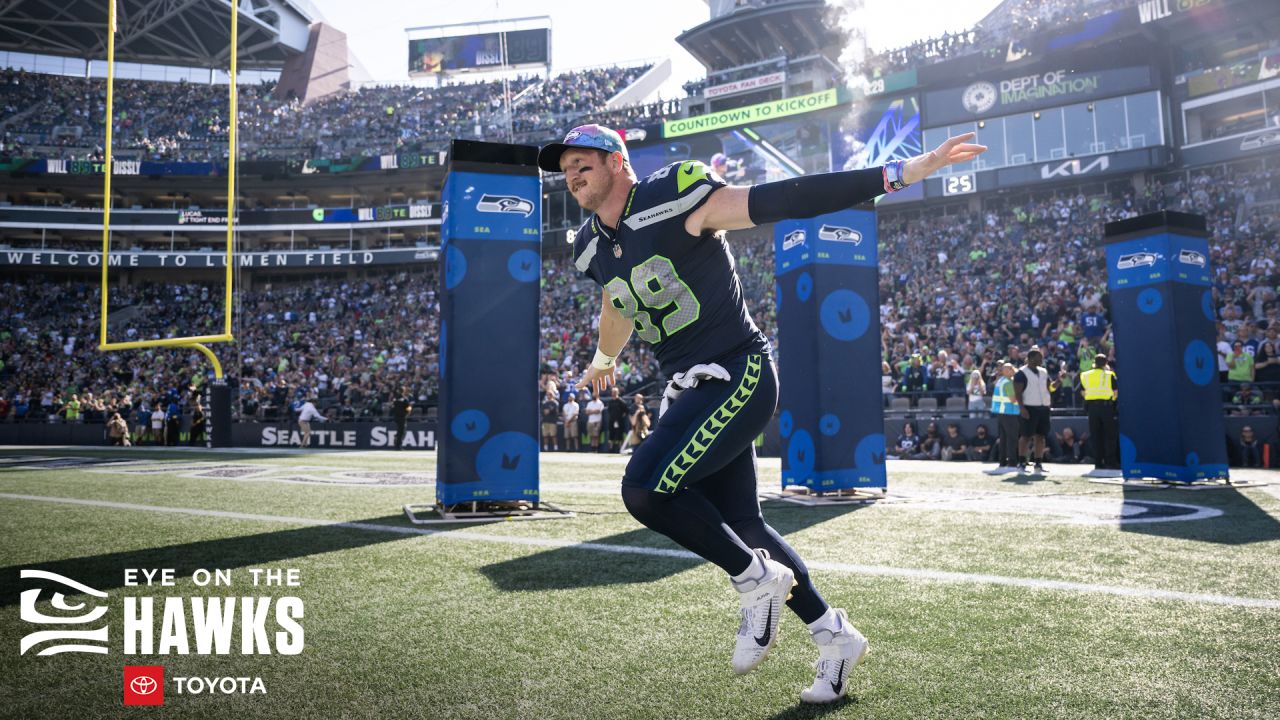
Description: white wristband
xmin=592 ymin=348 xmax=616 ymax=370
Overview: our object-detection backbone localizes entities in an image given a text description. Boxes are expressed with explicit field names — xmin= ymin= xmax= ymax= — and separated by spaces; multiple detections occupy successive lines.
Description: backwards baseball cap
xmin=537 ymin=124 xmax=629 ymax=173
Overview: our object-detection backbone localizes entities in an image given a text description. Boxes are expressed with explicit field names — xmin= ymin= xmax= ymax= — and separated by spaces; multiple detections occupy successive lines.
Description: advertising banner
xmin=1136 ymin=0 xmax=1221 ymax=25
xmin=662 ymin=88 xmax=840 ymax=138
xmin=924 ymin=65 xmax=1152 ymax=125
xmin=705 ymin=72 xmax=786 ymax=99
xmin=0 ymin=204 xmax=436 ymax=231
xmin=0 ymin=248 xmax=439 ymax=269
xmin=1 ymin=152 xmax=446 ymax=178
xmin=633 ymin=106 xmax=835 ymax=184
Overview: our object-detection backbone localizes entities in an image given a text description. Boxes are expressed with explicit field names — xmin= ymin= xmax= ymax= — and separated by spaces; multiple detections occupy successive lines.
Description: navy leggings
xmin=621 ymin=353 xmax=829 ymax=623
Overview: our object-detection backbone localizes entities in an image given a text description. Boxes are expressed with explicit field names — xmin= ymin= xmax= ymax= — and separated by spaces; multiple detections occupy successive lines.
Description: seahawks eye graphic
xmin=19 ymin=570 xmax=110 ymax=656
xmin=782 ymin=229 xmax=807 ymax=251
xmin=476 ymin=194 xmax=535 ymax=217
xmin=818 ymin=224 xmax=862 ymax=244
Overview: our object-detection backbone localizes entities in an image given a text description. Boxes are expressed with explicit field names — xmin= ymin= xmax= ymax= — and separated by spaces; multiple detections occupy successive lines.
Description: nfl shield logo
xmin=613 ymin=244 xmax=622 ymax=258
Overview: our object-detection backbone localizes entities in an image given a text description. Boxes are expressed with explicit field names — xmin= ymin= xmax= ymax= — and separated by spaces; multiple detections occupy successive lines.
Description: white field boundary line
xmin=1257 ymin=483 xmax=1280 ymax=505
xmin=2 ymin=492 xmax=1278 ymax=610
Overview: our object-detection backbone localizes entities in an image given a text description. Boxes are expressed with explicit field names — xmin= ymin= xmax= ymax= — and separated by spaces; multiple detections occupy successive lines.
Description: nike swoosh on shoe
xmin=829 ymin=660 xmax=846 ymax=695
xmin=754 ymin=604 xmax=773 ymax=647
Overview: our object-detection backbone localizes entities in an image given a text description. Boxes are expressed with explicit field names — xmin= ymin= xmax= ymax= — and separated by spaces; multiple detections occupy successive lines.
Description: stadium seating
xmin=0 ymin=64 xmax=652 ymax=163
xmin=2 ymin=162 xmax=1276 ymax=431
xmin=852 ymin=0 xmax=1138 ymax=77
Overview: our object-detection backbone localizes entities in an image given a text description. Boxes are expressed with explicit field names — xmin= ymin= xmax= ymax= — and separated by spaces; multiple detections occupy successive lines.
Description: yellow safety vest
xmin=1080 ymin=368 xmax=1116 ymax=401
xmin=991 ymin=377 xmax=1019 ymax=415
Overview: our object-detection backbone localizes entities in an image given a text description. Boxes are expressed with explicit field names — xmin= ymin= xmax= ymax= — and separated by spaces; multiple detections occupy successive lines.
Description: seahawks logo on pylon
xmin=476 ymin=194 xmax=535 ymax=217
xmin=818 ymin=224 xmax=862 ymax=244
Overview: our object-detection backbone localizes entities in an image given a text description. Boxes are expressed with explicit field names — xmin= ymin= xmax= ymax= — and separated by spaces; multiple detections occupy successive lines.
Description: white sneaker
xmin=800 ymin=609 xmax=868 ymax=704
xmin=730 ymin=549 xmax=795 ymax=674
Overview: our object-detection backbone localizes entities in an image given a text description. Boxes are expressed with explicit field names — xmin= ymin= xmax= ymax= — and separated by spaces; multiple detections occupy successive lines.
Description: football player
xmin=540 ymin=124 xmax=983 ymax=703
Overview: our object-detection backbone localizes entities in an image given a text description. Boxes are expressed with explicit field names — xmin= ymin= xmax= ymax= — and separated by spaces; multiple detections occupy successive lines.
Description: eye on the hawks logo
xmin=18 ymin=569 xmax=109 ymax=656
xmin=124 ymin=666 xmax=165 ymax=706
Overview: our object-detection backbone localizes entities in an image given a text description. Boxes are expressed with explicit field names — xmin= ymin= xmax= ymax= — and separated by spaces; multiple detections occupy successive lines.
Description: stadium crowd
xmin=0 ymin=63 xmax=651 ymax=163
xmin=505 ymin=64 xmax=652 ymax=142
xmin=854 ymin=0 xmax=1142 ymax=77
xmin=0 ymin=271 xmax=444 ymax=434
xmin=875 ymin=163 xmax=1280 ymax=412
xmin=3 ymin=162 xmax=1277 ymax=446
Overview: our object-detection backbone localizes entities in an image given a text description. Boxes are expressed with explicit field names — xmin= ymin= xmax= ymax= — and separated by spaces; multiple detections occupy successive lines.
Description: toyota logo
xmin=130 ymin=676 xmax=159 ymax=695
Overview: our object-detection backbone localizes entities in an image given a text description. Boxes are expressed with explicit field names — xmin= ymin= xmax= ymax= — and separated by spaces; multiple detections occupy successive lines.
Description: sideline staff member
xmin=1014 ymin=348 xmax=1052 ymax=473
xmin=1079 ymin=354 xmax=1118 ymax=470
xmin=989 ymin=362 xmax=1021 ymax=471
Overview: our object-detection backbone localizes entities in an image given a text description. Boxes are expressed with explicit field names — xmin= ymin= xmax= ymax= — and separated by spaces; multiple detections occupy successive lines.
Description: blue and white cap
xmin=537 ymin=124 xmax=629 ymax=173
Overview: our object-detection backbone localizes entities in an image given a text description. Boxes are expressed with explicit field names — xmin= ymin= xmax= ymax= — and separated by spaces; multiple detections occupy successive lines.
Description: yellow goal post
xmin=96 ymin=0 xmax=238 ymax=380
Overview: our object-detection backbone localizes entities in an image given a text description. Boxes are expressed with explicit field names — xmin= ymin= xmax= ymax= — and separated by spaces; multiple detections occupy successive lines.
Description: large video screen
xmin=832 ymin=95 xmax=922 ymax=171
xmin=629 ymin=112 xmax=833 ymax=186
xmin=409 ymin=28 xmax=548 ymax=74
xmin=627 ymin=96 xmax=921 ymax=193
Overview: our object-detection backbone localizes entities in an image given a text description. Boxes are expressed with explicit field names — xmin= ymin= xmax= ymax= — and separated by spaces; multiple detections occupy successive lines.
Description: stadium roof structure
xmin=0 ymin=0 xmax=314 ymax=69
xmin=676 ymin=0 xmax=840 ymax=71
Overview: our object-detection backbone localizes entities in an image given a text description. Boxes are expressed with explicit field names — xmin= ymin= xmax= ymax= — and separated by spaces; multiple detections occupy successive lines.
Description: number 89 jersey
xmin=571 ymin=160 xmax=770 ymax=376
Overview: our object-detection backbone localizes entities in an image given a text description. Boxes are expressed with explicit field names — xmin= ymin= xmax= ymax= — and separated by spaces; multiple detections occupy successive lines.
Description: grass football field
xmin=2 ymin=447 xmax=1278 ymax=720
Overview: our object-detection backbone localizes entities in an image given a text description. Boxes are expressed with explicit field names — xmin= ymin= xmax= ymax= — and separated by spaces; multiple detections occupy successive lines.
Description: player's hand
xmin=1019 ymin=407 xmax=1029 ymax=419
xmin=904 ymin=132 xmax=987 ymax=184
xmin=577 ymin=365 xmax=616 ymax=396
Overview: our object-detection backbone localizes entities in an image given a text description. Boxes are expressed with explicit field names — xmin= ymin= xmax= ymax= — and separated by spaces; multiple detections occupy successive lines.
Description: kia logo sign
xmin=1040 ymin=156 xmax=1110 ymax=180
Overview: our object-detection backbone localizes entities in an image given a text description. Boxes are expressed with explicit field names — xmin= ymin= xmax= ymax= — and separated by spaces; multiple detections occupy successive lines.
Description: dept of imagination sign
xmin=925 ymin=66 xmax=1153 ymax=125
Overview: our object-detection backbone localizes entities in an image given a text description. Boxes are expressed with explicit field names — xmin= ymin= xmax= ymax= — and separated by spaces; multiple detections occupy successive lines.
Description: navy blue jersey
xmin=572 ymin=160 xmax=770 ymax=376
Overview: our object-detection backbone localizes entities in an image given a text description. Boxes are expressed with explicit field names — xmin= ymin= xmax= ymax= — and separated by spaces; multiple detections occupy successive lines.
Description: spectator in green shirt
xmin=1227 ymin=341 xmax=1255 ymax=382
xmin=62 ymin=394 xmax=82 ymax=423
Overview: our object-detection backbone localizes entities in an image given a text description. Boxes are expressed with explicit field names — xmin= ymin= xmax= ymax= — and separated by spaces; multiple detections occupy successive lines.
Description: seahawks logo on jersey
xmin=623 ymin=161 xmax=720 ymax=231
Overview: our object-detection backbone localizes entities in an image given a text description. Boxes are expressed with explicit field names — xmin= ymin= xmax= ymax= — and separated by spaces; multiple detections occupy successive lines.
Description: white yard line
xmin=2 ymin=491 xmax=1278 ymax=610
xmin=1255 ymin=483 xmax=1280 ymax=505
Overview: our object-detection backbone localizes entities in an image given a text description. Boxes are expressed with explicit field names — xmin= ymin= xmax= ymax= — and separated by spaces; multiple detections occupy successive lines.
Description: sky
xmin=305 ymin=0 xmax=1004 ymax=97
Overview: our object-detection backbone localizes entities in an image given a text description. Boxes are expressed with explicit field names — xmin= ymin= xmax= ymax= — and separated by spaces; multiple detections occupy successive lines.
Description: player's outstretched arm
xmin=688 ymin=132 xmax=986 ymax=235
xmin=577 ymin=289 xmax=634 ymax=396
xmin=901 ymin=132 xmax=987 ymax=185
